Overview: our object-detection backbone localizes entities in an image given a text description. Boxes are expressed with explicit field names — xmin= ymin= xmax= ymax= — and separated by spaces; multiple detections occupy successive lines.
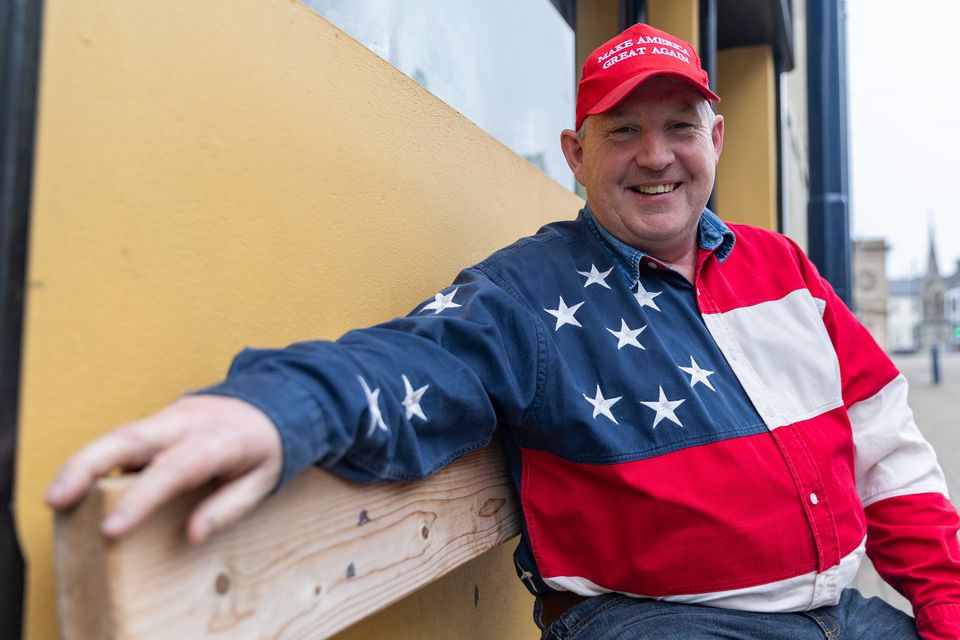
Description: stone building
xmin=886 ymin=228 xmax=960 ymax=352
xmin=852 ymin=239 xmax=889 ymax=350
xmin=920 ymin=231 xmax=958 ymax=349
xmin=887 ymin=277 xmax=921 ymax=353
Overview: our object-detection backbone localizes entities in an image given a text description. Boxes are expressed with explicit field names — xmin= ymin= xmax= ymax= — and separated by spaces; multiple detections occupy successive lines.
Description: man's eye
xmin=670 ymin=122 xmax=694 ymax=131
xmin=612 ymin=126 xmax=636 ymax=135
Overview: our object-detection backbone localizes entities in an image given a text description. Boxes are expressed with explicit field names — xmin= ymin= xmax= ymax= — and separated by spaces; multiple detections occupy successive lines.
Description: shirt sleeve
xmin=198 ymin=264 xmax=545 ymax=486
xmin=790 ymin=239 xmax=960 ymax=639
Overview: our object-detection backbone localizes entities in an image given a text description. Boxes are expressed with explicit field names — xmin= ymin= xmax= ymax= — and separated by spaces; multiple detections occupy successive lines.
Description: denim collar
xmin=581 ymin=202 xmax=736 ymax=287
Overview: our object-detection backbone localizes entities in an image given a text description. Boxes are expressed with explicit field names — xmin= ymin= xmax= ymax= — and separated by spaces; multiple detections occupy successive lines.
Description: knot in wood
xmin=214 ymin=573 xmax=230 ymax=595
xmin=478 ymin=498 xmax=506 ymax=517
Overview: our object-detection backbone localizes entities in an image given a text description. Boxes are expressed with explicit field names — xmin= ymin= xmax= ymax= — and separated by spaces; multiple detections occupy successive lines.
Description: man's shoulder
xmin=711 ymin=218 xmax=824 ymax=303
xmin=720 ymin=219 xmax=806 ymax=263
xmin=724 ymin=219 xmax=794 ymax=245
xmin=459 ymin=214 xmax=610 ymax=301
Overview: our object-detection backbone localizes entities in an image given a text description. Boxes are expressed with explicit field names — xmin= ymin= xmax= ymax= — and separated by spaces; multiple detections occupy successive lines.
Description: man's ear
xmin=711 ymin=114 xmax=724 ymax=160
xmin=560 ymin=129 xmax=585 ymax=185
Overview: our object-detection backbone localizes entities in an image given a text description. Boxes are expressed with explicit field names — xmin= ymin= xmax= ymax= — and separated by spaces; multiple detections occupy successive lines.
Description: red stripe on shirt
xmin=523 ymin=432 xmax=819 ymax=595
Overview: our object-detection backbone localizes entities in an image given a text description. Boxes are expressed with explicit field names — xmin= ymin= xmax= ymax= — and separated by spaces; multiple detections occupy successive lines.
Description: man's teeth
xmin=634 ymin=183 xmax=677 ymax=195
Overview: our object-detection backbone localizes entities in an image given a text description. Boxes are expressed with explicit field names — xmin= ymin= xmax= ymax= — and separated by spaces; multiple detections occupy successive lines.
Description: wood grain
xmin=54 ymin=437 xmax=521 ymax=639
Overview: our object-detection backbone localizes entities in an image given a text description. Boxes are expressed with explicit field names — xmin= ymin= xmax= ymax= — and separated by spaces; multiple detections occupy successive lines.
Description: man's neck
xmin=640 ymin=230 xmax=700 ymax=284
xmin=656 ymin=245 xmax=697 ymax=284
xmin=582 ymin=205 xmax=702 ymax=284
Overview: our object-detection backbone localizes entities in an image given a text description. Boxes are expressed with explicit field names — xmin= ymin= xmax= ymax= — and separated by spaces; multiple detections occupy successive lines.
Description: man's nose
xmin=633 ymin=133 xmax=674 ymax=171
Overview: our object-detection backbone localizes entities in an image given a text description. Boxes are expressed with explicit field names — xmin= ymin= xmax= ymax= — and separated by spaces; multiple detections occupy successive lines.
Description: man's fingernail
xmin=102 ymin=512 xmax=127 ymax=535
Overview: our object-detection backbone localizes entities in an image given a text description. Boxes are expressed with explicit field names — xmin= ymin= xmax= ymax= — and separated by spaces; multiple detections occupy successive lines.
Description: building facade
xmin=887 ymin=277 xmax=922 ymax=353
xmin=886 ymin=231 xmax=960 ymax=353
xmin=852 ymin=238 xmax=889 ymax=350
xmin=4 ymin=1 xmax=841 ymax=638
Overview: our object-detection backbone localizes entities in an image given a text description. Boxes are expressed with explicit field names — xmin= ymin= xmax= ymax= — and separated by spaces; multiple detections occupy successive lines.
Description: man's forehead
xmin=593 ymin=75 xmax=705 ymax=118
xmin=602 ymin=88 xmax=702 ymax=119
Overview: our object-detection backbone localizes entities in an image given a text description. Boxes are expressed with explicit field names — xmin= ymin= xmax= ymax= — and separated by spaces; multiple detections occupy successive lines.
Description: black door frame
xmin=1 ymin=1 xmax=43 ymax=637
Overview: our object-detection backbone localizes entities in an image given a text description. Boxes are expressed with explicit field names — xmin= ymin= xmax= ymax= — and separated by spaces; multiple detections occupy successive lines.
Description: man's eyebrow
xmin=663 ymin=103 xmax=701 ymax=118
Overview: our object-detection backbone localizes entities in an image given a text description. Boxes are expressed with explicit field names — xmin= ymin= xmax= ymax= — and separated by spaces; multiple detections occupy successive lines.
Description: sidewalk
xmin=850 ymin=350 xmax=960 ymax=613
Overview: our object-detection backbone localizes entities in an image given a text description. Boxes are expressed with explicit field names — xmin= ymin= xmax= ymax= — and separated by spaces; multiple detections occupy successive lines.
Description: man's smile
xmin=629 ymin=182 xmax=680 ymax=195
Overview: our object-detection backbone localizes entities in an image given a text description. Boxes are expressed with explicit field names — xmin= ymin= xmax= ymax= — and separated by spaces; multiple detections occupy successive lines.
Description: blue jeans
xmin=538 ymin=589 xmax=919 ymax=639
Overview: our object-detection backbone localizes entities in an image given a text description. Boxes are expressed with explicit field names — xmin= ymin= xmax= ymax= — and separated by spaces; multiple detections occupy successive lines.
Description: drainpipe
xmin=619 ymin=0 xmax=647 ymax=30
xmin=699 ymin=0 xmax=717 ymax=212
xmin=806 ymin=0 xmax=852 ymax=305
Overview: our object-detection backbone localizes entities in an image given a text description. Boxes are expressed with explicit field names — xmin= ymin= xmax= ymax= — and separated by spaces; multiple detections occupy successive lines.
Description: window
xmin=303 ymin=0 xmax=576 ymax=190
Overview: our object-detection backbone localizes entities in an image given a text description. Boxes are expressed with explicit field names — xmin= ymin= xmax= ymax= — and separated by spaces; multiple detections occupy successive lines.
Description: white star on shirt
xmin=583 ymin=385 xmax=622 ymax=424
xmin=633 ymin=281 xmax=662 ymax=311
xmin=421 ymin=287 xmax=462 ymax=314
xmin=544 ymin=297 xmax=584 ymax=330
xmin=678 ymin=356 xmax=716 ymax=391
xmin=640 ymin=386 xmax=685 ymax=428
xmin=401 ymin=374 xmax=429 ymax=421
xmin=607 ymin=319 xmax=646 ymax=350
xmin=577 ymin=264 xmax=613 ymax=289
xmin=359 ymin=376 xmax=389 ymax=436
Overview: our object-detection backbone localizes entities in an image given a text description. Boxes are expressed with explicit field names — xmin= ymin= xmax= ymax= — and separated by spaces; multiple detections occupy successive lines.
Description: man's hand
xmin=45 ymin=395 xmax=283 ymax=544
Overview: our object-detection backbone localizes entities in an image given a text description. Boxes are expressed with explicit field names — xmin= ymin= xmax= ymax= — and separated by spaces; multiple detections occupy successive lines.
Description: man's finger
xmin=100 ymin=440 xmax=227 ymax=538
xmin=185 ymin=465 xmax=278 ymax=544
xmin=45 ymin=419 xmax=180 ymax=508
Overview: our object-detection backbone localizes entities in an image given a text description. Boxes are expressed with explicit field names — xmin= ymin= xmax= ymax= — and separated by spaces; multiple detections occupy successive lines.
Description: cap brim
xmin=586 ymin=70 xmax=721 ymax=121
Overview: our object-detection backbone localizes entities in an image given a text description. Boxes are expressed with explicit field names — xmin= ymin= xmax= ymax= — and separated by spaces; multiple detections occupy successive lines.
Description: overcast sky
xmin=847 ymin=0 xmax=960 ymax=279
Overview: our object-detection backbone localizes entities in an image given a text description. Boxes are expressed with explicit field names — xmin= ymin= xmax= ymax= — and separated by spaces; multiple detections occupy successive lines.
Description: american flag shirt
xmin=204 ymin=206 xmax=960 ymax=639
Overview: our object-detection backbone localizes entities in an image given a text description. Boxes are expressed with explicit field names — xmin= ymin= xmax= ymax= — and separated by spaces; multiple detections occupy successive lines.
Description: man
xmin=47 ymin=23 xmax=960 ymax=639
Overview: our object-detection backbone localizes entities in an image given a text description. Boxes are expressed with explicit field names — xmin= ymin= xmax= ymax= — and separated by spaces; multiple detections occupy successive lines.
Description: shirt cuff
xmin=916 ymin=602 xmax=960 ymax=640
xmin=196 ymin=371 xmax=327 ymax=488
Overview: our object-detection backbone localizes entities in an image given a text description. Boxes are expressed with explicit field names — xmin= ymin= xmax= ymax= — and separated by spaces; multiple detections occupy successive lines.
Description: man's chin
xmin=619 ymin=217 xmax=699 ymax=251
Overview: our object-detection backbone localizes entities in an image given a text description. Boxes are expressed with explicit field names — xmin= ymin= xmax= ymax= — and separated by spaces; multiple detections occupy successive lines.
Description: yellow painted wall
xmin=715 ymin=45 xmax=778 ymax=229
xmin=16 ymin=1 xmax=581 ymax=638
xmin=647 ymin=0 xmax=699 ymax=47
xmin=576 ymin=0 xmax=699 ymax=76
xmin=576 ymin=0 xmax=619 ymax=76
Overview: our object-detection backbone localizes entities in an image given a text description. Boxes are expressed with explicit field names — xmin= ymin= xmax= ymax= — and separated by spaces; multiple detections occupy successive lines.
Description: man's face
xmin=561 ymin=77 xmax=724 ymax=257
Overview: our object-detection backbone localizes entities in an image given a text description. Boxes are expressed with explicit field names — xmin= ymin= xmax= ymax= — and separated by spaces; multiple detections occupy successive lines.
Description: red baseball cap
xmin=576 ymin=23 xmax=720 ymax=129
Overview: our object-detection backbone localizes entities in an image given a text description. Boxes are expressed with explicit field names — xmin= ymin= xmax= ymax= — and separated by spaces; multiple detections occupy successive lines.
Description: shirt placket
xmin=769 ymin=426 xmax=842 ymax=606
xmin=695 ymin=253 xmax=843 ymax=608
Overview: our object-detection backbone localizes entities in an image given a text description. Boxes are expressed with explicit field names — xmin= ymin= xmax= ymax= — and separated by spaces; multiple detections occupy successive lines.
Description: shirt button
xmin=696 ymin=288 xmax=701 ymax=296
xmin=809 ymin=493 xmax=819 ymax=505
xmin=649 ymin=262 xmax=658 ymax=269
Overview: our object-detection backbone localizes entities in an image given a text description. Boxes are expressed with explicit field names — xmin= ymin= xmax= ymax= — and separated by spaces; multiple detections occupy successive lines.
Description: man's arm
xmin=791 ymin=239 xmax=960 ymax=639
xmin=47 ymin=265 xmax=543 ymax=542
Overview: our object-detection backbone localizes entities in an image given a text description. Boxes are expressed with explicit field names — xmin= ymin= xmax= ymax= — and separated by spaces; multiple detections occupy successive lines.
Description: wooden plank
xmin=54 ymin=436 xmax=521 ymax=639
xmin=54 ymin=479 xmax=115 ymax=638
